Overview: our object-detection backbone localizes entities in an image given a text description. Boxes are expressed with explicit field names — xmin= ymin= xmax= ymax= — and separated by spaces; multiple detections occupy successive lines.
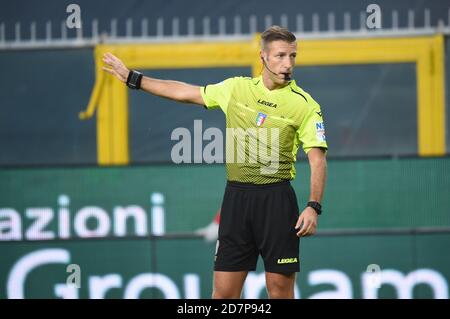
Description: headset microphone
xmin=261 ymin=57 xmax=291 ymax=81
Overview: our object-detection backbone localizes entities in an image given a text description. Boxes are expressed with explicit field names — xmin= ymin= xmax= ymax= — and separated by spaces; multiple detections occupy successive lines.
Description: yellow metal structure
xmin=81 ymin=35 xmax=446 ymax=164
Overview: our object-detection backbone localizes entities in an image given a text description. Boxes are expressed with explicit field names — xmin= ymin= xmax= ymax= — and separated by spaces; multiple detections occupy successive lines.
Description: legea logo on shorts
xmin=277 ymin=257 xmax=298 ymax=264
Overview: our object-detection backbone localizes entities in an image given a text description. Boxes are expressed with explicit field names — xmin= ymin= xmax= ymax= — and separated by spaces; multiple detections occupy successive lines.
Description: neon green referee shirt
xmin=200 ymin=75 xmax=328 ymax=184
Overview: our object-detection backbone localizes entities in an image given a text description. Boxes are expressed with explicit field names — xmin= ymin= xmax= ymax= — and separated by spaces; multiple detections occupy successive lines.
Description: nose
xmin=284 ymin=57 xmax=294 ymax=70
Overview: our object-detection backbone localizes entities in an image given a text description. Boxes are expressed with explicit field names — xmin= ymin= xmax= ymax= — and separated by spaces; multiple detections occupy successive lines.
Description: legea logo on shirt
xmin=257 ymin=99 xmax=277 ymax=108
xmin=256 ymin=112 xmax=267 ymax=127
xmin=316 ymin=122 xmax=326 ymax=141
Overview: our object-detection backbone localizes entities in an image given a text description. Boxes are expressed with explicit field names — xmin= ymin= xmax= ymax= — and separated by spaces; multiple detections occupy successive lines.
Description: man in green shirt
xmin=103 ymin=25 xmax=327 ymax=299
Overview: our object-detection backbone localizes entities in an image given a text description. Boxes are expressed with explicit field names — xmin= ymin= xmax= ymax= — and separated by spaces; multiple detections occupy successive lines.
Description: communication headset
xmin=261 ymin=56 xmax=291 ymax=81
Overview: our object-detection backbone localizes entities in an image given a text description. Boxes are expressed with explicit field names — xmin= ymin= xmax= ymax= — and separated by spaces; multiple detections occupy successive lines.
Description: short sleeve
xmin=297 ymin=99 xmax=328 ymax=154
xmin=199 ymin=77 xmax=237 ymax=114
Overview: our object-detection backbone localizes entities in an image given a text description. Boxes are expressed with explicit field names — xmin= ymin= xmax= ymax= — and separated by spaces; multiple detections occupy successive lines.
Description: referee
xmin=103 ymin=25 xmax=327 ymax=299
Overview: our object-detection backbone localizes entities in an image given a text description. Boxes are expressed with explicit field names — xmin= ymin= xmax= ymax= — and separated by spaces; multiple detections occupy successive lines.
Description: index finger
xmin=296 ymin=220 xmax=310 ymax=237
xmin=107 ymin=52 xmax=122 ymax=63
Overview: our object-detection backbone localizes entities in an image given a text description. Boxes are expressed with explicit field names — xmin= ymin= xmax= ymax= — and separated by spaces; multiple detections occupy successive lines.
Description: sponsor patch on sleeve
xmin=315 ymin=122 xmax=326 ymax=141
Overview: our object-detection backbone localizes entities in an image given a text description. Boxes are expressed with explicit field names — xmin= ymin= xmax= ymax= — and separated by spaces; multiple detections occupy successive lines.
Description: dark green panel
xmin=1 ymin=233 xmax=449 ymax=299
xmin=0 ymin=49 xmax=97 ymax=166
xmin=293 ymin=157 xmax=450 ymax=229
xmin=0 ymin=240 xmax=153 ymax=299
xmin=153 ymin=239 xmax=216 ymax=298
xmin=298 ymin=233 xmax=450 ymax=299
xmin=0 ymin=157 xmax=449 ymax=237
xmin=0 ymin=165 xmax=227 ymax=235
xmin=295 ymin=63 xmax=417 ymax=157
xmin=1 ymin=157 xmax=449 ymax=298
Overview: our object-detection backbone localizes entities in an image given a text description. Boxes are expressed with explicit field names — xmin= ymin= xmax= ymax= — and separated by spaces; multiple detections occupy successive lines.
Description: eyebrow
xmin=276 ymin=51 xmax=297 ymax=55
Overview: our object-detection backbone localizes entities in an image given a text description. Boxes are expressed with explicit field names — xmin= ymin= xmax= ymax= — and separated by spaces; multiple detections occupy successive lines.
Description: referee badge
xmin=256 ymin=112 xmax=267 ymax=127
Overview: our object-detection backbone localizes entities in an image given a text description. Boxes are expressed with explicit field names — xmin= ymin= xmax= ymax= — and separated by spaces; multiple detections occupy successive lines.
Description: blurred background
xmin=0 ymin=0 xmax=449 ymax=299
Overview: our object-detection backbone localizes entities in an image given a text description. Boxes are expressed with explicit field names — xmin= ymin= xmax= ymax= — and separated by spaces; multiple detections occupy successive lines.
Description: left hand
xmin=295 ymin=207 xmax=318 ymax=237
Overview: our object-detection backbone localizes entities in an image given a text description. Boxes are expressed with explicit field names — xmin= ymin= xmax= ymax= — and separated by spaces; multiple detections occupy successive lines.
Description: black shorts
xmin=215 ymin=180 xmax=300 ymax=273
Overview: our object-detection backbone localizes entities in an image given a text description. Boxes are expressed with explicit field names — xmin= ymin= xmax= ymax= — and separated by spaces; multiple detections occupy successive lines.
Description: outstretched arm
xmin=102 ymin=52 xmax=205 ymax=105
xmin=295 ymin=147 xmax=327 ymax=237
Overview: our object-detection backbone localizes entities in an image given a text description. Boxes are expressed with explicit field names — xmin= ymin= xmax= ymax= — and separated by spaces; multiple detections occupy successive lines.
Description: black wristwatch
xmin=126 ymin=70 xmax=143 ymax=90
xmin=306 ymin=201 xmax=322 ymax=215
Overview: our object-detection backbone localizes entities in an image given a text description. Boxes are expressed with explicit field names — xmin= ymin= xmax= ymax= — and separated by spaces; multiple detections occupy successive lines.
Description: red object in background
xmin=214 ymin=210 xmax=221 ymax=224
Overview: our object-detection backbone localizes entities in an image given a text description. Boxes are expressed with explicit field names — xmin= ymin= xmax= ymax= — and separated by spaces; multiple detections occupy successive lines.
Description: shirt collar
xmin=253 ymin=75 xmax=295 ymax=94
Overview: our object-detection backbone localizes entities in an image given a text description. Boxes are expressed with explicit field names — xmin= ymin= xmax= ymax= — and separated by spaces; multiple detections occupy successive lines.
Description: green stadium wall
xmin=1 ymin=157 xmax=449 ymax=298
